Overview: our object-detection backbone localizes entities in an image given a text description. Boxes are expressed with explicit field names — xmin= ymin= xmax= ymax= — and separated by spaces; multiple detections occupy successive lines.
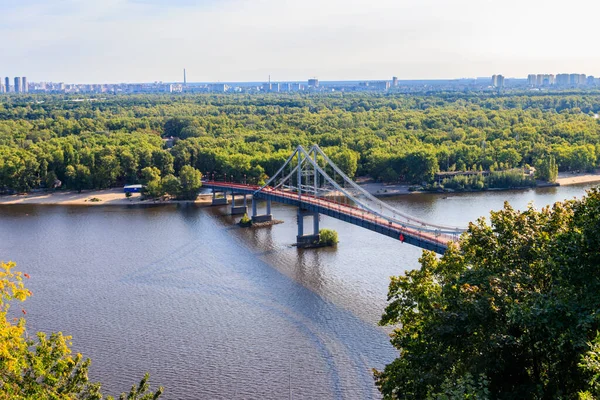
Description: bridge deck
xmin=202 ymin=181 xmax=456 ymax=254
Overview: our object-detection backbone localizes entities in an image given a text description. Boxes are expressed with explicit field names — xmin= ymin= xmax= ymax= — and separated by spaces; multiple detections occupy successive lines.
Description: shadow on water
xmin=116 ymin=203 xmax=395 ymax=399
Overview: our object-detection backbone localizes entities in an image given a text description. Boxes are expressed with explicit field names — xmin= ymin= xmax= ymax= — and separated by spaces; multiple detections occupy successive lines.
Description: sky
xmin=1 ymin=0 xmax=600 ymax=83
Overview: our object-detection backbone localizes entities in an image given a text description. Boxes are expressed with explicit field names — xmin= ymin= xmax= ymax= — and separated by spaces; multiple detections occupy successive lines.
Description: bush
xmin=239 ymin=213 xmax=252 ymax=227
xmin=319 ymin=229 xmax=339 ymax=246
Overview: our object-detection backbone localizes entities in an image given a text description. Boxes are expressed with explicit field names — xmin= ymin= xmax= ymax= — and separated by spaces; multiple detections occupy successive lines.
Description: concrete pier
xmin=211 ymin=190 xmax=228 ymax=206
xmin=251 ymin=198 xmax=273 ymax=223
xmin=230 ymin=193 xmax=248 ymax=215
xmin=297 ymin=208 xmax=320 ymax=247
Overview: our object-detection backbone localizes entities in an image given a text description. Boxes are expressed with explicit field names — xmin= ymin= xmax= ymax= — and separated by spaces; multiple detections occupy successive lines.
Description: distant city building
xmin=371 ymin=81 xmax=390 ymax=91
xmin=308 ymin=78 xmax=319 ymax=88
xmin=492 ymin=74 xmax=505 ymax=88
xmin=22 ymin=77 xmax=27 ymax=93
xmin=392 ymin=76 xmax=398 ymax=87
xmin=556 ymin=73 xmax=570 ymax=86
xmin=262 ymin=82 xmax=271 ymax=92
xmin=14 ymin=77 xmax=21 ymax=93
xmin=528 ymin=74 xmax=554 ymax=87
xmin=209 ymin=83 xmax=227 ymax=93
xmin=4 ymin=77 xmax=9 ymax=93
xmin=0 ymin=78 xmax=4 ymax=93
xmin=587 ymin=76 xmax=597 ymax=86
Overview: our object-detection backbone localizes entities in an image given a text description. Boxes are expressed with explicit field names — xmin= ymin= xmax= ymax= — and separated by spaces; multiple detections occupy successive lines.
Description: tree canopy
xmin=1 ymin=92 xmax=600 ymax=194
xmin=375 ymin=187 xmax=600 ymax=399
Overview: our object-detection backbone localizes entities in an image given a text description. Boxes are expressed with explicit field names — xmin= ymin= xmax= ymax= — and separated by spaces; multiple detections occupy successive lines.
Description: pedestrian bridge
xmin=202 ymin=145 xmax=466 ymax=254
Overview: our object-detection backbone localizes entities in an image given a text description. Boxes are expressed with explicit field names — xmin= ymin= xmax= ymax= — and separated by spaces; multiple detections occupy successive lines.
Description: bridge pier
xmin=211 ymin=189 xmax=228 ymax=206
xmin=297 ymin=208 xmax=320 ymax=248
xmin=251 ymin=198 xmax=273 ymax=223
xmin=230 ymin=193 xmax=248 ymax=215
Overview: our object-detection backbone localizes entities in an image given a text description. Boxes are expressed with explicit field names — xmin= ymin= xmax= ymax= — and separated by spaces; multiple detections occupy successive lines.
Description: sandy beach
xmin=555 ymin=171 xmax=600 ymax=186
xmin=0 ymin=188 xmax=214 ymax=206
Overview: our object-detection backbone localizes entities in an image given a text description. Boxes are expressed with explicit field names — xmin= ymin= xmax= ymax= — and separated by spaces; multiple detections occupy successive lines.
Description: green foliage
xmin=239 ymin=213 xmax=252 ymax=226
xmin=376 ymin=188 xmax=600 ymax=399
xmin=579 ymin=333 xmax=600 ymax=399
xmin=144 ymin=179 xmax=164 ymax=200
xmin=1 ymin=92 xmax=600 ymax=193
xmin=0 ymin=261 xmax=163 ymax=399
xmin=486 ymin=169 xmax=536 ymax=188
xmin=535 ymin=155 xmax=559 ymax=182
xmin=438 ymin=170 xmax=536 ymax=191
xmin=319 ymin=229 xmax=339 ymax=246
xmin=141 ymin=167 xmax=161 ymax=185
xmin=178 ymin=166 xmax=202 ymax=200
xmin=161 ymin=174 xmax=181 ymax=198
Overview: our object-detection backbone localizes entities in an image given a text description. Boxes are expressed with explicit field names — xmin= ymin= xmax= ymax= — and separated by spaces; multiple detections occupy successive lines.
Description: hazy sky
xmin=2 ymin=0 xmax=599 ymax=83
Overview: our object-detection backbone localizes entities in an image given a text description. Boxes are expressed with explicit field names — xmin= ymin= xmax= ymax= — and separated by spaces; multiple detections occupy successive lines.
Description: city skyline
xmin=2 ymin=0 xmax=600 ymax=83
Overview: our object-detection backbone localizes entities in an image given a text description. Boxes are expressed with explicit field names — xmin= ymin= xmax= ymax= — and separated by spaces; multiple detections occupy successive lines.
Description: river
xmin=0 ymin=183 xmax=597 ymax=399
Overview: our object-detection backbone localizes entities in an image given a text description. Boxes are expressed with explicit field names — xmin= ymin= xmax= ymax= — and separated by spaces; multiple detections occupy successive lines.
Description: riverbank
xmin=360 ymin=172 xmax=600 ymax=198
xmin=0 ymin=188 xmax=214 ymax=206
xmin=555 ymin=171 xmax=600 ymax=186
xmin=2 ymin=173 xmax=599 ymax=206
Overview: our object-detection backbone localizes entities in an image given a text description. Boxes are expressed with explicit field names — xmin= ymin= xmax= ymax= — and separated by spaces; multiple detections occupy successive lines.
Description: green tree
xmin=535 ymin=155 xmax=559 ymax=182
xmin=141 ymin=167 xmax=161 ymax=185
xmin=178 ymin=166 xmax=202 ymax=200
xmin=144 ymin=179 xmax=164 ymax=200
xmin=376 ymin=188 xmax=600 ymax=399
xmin=161 ymin=174 xmax=181 ymax=198
xmin=65 ymin=164 xmax=91 ymax=193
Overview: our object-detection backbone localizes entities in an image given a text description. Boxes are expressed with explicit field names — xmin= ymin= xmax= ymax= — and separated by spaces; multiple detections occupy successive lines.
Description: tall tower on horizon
xmin=183 ymin=69 xmax=187 ymax=86
xmin=4 ymin=77 xmax=9 ymax=93
xmin=14 ymin=77 xmax=21 ymax=93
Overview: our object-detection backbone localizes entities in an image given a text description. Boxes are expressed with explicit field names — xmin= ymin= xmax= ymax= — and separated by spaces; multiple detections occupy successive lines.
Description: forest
xmin=0 ymin=91 xmax=599 ymax=193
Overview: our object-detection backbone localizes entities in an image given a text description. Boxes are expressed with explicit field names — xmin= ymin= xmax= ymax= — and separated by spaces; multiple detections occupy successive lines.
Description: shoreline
xmin=0 ymin=188 xmax=214 ymax=206
xmin=555 ymin=171 xmax=600 ymax=186
xmin=1 ymin=173 xmax=599 ymax=207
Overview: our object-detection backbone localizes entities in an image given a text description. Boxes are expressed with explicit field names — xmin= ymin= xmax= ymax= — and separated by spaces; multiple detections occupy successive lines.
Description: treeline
xmin=1 ymin=92 xmax=599 ymax=192
xmin=432 ymin=170 xmax=537 ymax=192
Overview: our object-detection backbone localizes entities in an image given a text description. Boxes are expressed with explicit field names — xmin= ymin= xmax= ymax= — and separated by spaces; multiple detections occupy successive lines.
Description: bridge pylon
xmin=211 ymin=189 xmax=228 ymax=206
xmin=297 ymin=208 xmax=320 ymax=248
xmin=251 ymin=197 xmax=273 ymax=223
xmin=230 ymin=193 xmax=248 ymax=215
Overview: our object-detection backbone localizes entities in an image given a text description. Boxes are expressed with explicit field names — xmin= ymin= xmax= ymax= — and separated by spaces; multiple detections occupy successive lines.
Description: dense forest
xmin=1 ymin=91 xmax=599 ymax=193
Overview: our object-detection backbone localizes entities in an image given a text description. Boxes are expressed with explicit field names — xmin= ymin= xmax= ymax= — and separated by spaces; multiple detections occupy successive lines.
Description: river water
xmin=0 ymin=183 xmax=596 ymax=399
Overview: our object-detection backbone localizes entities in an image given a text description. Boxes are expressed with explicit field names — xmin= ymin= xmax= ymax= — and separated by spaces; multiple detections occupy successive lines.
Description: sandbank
xmin=0 ymin=188 xmax=214 ymax=206
xmin=556 ymin=171 xmax=600 ymax=186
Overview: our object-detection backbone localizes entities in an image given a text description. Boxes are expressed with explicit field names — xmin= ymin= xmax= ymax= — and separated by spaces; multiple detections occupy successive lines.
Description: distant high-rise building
xmin=22 ymin=77 xmax=27 ymax=93
xmin=587 ymin=76 xmax=596 ymax=86
xmin=528 ymin=74 xmax=537 ymax=86
xmin=14 ymin=77 xmax=21 ymax=93
xmin=392 ymin=76 xmax=398 ymax=87
xmin=0 ymin=78 xmax=4 ymax=93
xmin=556 ymin=73 xmax=569 ymax=86
xmin=308 ymin=78 xmax=319 ymax=88
xmin=4 ymin=77 xmax=9 ymax=92
xmin=183 ymin=69 xmax=186 ymax=86
xmin=492 ymin=75 xmax=504 ymax=88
